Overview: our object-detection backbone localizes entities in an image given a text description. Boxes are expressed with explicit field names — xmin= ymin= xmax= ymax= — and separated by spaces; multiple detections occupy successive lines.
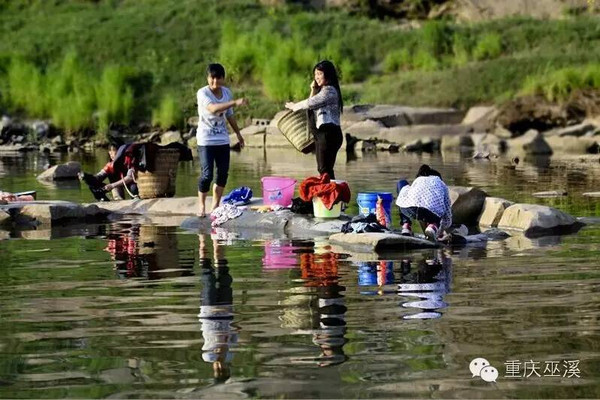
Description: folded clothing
xmin=299 ymin=173 xmax=351 ymax=210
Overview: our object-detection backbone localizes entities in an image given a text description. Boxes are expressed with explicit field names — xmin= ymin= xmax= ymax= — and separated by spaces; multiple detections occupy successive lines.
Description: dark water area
xmin=1 ymin=149 xmax=600 ymax=398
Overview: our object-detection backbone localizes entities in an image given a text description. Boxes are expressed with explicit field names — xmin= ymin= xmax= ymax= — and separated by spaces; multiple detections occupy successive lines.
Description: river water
xmin=0 ymin=148 xmax=599 ymax=398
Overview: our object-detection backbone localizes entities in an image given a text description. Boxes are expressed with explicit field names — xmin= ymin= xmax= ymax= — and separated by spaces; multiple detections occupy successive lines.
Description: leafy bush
xmin=46 ymin=51 xmax=95 ymax=133
xmin=383 ymin=49 xmax=412 ymax=73
xmin=95 ymin=65 xmax=134 ymax=134
xmin=451 ymin=31 xmax=472 ymax=66
xmin=7 ymin=57 xmax=46 ymax=116
xmin=472 ymin=33 xmax=503 ymax=61
xmin=152 ymin=93 xmax=181 ymax=130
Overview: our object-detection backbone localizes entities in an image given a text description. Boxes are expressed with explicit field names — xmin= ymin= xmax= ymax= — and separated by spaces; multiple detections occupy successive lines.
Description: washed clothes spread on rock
xmin=196 ymin=86 xmax=234 ymax=146
xmin=292 ymin=86 xmax=341 ymax=129
xmin=396 ymin=176 xmax=452 ymax=229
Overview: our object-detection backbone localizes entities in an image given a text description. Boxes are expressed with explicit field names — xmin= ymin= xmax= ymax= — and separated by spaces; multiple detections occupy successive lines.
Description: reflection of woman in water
xmin=397 ymin=250 xmax=452 ymax=320
xmin=198 ymin=234 xmax=237 ymax=383
xmin=300 ymin=251 xmax=348 ymax=367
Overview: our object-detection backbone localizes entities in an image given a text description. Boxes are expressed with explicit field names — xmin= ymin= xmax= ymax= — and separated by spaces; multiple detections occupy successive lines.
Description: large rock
xmin=498 ymin=204 xmax=584 ymax=237
xmin=544 ymin=122 xmax=597 ymax=138
xmin=36 ymin=162 xmax=81 ymax=182
xmin=545 ymin=136 xmax=599 ymax=154
xmin=448 ymin=186 xmax=472 ymax=205
xmin=240 ymin=124 xmax=268 ymax=136
xmin=342 ymin=105 xmax=464 ymax=127
xmin=441 ymin=135 xmax=474 ymax=150
xmin=344 ymin=120 xmax=385 ymax=137
xmin=473 ymin=133 xmax=507 ymax=155
xmin=0 ymin=209 xmax=10 ymax=226
xmin=507 ymin=129 xmax=553 ymax=155
xmin=452 ymin=188 xmax=488 ymax=226
xmin=497 ymin=96 xmax=570 ymax=135
xmin=478 ymin=197 xmax=514 ymax=227
xmin=461 ymin=106 xmax=498 ymax=132
xmin=15 ymin=202 xmax=108 ymax=225
xmin=160 ymin=131 xmax=182 ymax=145
xmin=450 ymin=0 xmax=590 ymax=22
xmin=376 ymin=124 xmax=471 ymax=145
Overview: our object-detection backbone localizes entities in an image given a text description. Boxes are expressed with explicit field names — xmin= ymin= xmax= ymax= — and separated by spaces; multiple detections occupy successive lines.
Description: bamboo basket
xmin=137 ymin=148 xmax=180 ymax=199
xmin=276 ymin=109 xmax=316 ymax=154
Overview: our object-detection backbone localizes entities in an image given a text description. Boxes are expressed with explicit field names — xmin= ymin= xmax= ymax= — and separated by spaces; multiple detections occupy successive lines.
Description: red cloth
xmin=102 ymin=161 xmax=115 ymax=175
xmin=299 ymin=173 xmax=351 ymax=210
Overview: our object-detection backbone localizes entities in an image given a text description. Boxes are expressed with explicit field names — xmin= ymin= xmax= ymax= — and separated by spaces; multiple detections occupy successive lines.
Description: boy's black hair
xmin=206 ymin=63 xmax=226 ymax=78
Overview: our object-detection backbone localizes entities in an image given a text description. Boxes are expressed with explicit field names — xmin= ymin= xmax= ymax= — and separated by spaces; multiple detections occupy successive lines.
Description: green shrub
xmin=7 ymin=57 xmax=46 ymax=116
xmin=472 ymin=33 xmax=503 ymax=61
xmin=451 ymin=31 xmax=471 ymax=66
xmin=383 ymin=49 xmax=412 ymax=73
xmin=95 ymin=65 xmax=134 ymax=134
xmin=420 ymin=21 xmax=452 ymax=60
xmin=152 ymin=93 xmax=181 ymax=130
xmin=46 ymin=51 xmax=95 ymax=133
xmin=412 ymin=49 xmax=439 ymax=71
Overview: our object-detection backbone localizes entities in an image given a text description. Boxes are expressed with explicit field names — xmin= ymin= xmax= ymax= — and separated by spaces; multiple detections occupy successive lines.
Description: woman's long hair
xmin=313 ymin=60 xmax=343 ymax=113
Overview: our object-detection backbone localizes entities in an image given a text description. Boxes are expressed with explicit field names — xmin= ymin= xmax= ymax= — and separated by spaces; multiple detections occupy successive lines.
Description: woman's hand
xmin=235 ymin=98 xmax=248 ymax=107
xmin=310 ymin=80 xmax=319 ymax=91
xmin=285 ymin=102 xmax=295 ymax=110
xmin=103 ymin=183 xmax=114 ymax=192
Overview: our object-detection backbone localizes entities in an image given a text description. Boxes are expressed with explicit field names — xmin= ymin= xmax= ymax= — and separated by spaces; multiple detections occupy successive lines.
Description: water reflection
xmin=358 ymin=261 xmax=395 ymax=295
xmin=198 ymin=234 xmax=237 ymax=384
xmin=105 ymin=223 xmax=192 ymax=279
xmin=397 ymin=250 xmax=453 ymax=320
xmin=294 ymin=249 xmax=348 ymax=367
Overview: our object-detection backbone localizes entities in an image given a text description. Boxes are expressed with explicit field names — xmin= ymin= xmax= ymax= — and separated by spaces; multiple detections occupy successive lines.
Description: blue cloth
xmin=222 ymin=186 xmax=253 ymax=205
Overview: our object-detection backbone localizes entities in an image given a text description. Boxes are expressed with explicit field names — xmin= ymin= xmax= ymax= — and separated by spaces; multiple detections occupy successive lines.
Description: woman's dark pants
xmin=399 ymin=206 xmax=441 ymax=226
xmin=314 ymin=123 xmax=343 ymax=180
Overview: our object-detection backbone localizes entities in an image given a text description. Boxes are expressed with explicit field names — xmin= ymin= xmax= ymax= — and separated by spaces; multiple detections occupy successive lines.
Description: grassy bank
xmin=0 ymin=0 xmax=599 ymax=136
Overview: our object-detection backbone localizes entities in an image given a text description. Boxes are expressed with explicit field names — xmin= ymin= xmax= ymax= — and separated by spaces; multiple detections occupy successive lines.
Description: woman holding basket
xmin=286 ymin=60 xmax=344 ymax=180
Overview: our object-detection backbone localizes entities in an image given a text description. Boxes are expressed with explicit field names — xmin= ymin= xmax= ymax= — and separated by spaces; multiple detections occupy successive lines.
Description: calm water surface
xmin=0 ymin=149 xmax=599 ymax=398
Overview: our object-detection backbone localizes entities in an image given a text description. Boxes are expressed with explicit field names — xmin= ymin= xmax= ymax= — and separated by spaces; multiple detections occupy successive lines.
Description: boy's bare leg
xmin=211 ymin=184 xmax=225 ymax=212
xmin=198 ymin=191 xmax=208 ymax=217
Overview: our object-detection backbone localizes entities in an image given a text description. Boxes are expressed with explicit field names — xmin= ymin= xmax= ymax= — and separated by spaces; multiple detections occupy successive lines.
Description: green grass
xmin=0 ymin=0 xmax=599 ymax=134
xmin=520 ymin=64 xmax=600 ymax=101
xmin=152 ymin=93 xmax=181 ymax=130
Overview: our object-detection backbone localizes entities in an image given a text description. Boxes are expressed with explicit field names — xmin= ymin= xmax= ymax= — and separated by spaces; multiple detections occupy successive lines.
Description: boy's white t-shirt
xmin=196 ymin=85 xmax=234 ymax=146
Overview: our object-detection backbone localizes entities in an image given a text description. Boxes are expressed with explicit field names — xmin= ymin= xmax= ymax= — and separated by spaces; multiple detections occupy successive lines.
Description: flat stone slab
xmin=91 ymin=196 xmax=201 ymax=215
xmin=583 ymin=192 xmax=600 ymax=198
xmin=1 ymin=201 xmax=109 ymax=226
xmin=180 ymin=210 xmax=350 ymax=239
xmin=329 ymin=232 xmax=439 ymax=253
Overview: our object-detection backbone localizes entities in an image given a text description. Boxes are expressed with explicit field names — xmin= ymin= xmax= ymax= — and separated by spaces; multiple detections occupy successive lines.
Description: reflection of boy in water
xmin=198 ymin=235 xmax=237 ymax=383
xmin=105 ymin=224 xmax=140 ymax=278
xmin=397 ymin=251 xmax=452 ymax=320
xmin=300 ymin=252 xmax=348 ymax=367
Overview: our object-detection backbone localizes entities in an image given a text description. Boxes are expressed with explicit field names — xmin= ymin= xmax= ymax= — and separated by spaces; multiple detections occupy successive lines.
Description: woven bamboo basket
xmin=276 ymin=109 xmax=316 ymax=154
xmin=137 ymin=148 xmax=180 ymax=199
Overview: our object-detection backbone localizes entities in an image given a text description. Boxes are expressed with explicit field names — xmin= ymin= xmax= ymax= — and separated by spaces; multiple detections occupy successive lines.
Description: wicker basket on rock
xmin=136 ymin=148 xmax=180 ymax=199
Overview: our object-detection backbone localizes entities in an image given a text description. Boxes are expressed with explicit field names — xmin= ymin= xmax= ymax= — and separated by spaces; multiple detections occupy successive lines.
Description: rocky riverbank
xmin=3 ymin=97 xmax=599 ymax=161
